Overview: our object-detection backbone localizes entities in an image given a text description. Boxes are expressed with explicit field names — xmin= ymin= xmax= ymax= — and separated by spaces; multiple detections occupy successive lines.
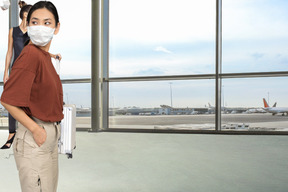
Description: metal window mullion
xmin=102 ymin=0 xmax=109 ymax=129
xmin=105 ymin=71 xmax=288 ymax=83
xmin=215 ymin=0 xmax=222 ymax=131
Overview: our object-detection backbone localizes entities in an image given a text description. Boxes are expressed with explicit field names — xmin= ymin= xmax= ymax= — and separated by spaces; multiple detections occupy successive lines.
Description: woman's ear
xmin=54 ymin=22 xmax=60 ymax=35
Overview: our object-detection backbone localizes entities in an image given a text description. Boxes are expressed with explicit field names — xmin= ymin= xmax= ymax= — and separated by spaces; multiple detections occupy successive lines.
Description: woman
xmin=1 ymin=1 xmax=32 ymax=149
xmin=1 ymin=1 xmax=63 ymax=192
xmin=1 ymin=1 xmax=61 ymax=149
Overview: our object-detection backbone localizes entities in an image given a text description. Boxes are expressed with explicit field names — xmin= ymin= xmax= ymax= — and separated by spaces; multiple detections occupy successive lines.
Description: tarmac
xmin=1 ymin=113 xmax=287 ymax=131
xmin=109 ymin=113 xmax=288 ymax=131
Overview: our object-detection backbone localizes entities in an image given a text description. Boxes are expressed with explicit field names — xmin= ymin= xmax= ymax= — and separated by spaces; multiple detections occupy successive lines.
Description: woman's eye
xmin=31 ymin=21 xmax=38 ymax=25
xmin=45 ymin=22 xmax=51 ymax=25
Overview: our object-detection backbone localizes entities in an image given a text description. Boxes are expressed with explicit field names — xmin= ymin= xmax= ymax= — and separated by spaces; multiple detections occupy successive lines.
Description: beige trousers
xmin=13 ymin=117 xmax=60 ymax=192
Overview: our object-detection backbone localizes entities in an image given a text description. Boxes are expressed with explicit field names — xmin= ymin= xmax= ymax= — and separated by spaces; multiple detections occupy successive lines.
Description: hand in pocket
xmin=33 ymin=126 xmax=47 ymax=147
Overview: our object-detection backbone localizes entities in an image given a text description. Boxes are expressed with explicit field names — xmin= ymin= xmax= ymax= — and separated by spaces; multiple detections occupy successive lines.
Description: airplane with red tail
xmin=263 ymin=98 xmax=288 ymax=116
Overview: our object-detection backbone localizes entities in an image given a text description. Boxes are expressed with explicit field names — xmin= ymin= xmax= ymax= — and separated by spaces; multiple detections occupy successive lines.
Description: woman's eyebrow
xmin=31 ymin=17 xmax=39 ymax=20
xmin=31 ymin=18 xmax=52 ymax=21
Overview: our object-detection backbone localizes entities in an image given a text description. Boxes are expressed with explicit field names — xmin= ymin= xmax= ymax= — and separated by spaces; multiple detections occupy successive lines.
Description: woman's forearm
xmin=1 ymin=101 xmax=38 ymax=132
xmin=3 ymin=28 xmax=13 ymax=82
xmin=1 ymin=101 xmax=46 ymax=146
xmin=4 ymin=51 xmax=12 ymax=73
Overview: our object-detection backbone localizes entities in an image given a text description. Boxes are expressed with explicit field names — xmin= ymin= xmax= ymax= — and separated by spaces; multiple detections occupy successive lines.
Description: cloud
xmin=251 ymin=52 xmax=265 ymax=60
xmin=154 ymin=46 xmax=173 ymax=54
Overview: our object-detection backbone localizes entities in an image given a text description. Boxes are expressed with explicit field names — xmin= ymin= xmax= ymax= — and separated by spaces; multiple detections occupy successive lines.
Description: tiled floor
xmin=1 ymin=130 xmax=288 ymax=192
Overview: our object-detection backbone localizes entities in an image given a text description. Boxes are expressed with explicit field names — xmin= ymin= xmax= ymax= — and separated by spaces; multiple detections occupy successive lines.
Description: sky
xmin=0 ymin=0 xmax=288 ymax=108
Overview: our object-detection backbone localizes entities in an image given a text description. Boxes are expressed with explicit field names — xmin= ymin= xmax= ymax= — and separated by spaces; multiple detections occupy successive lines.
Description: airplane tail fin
xmin=272 ymin=102 xmax=277 ymax=107
xmin=263 ymin=98 xmax=269 ymax=108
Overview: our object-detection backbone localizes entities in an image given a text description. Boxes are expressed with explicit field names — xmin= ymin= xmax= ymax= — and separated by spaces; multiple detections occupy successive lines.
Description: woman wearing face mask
xmin=1 ymin=1 xmax=62 ymax=150
xmin=1 ymin=1 xmax=62 ymax=191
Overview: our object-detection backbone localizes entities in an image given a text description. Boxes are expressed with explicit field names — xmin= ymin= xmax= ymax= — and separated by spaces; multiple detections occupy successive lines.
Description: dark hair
xmin=18 ymin=1 xmax=26 ymax=8
xmin=18 ymin=1 xmax=32 ymax=20
xmin=27 ymin=1 xmax=59 ymax=27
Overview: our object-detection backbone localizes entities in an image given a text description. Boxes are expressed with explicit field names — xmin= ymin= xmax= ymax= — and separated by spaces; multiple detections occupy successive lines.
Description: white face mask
xmin=0 ymin=0 xmax=10 ymax=11
xmin=27 ymin=26 xmax=55 ymax=47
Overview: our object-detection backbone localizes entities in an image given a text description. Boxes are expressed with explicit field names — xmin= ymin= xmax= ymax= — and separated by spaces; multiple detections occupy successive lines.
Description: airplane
xmin=246 ymin=101 xmax=276 ymax=114
xmin=246 ymin=108 xmax=266 ymax=113
xmin=263 ymin=98 xmax=288 ymax=116
xmin=207 ymin=103 xmax=225 ymax=111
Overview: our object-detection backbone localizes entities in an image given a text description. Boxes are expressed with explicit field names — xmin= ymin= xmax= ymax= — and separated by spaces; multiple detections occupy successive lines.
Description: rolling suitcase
xmin=58 ymin=104 xmax=76 ymax=159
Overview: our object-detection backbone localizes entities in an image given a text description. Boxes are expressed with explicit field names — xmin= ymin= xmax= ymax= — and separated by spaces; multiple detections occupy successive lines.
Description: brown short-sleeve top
xmin=1 ymin=44 xmax=63 ymax=122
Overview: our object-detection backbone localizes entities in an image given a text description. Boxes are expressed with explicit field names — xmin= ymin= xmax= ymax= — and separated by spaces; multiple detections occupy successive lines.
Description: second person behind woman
xmin=1 ymin=1 xmax=32 ymax=149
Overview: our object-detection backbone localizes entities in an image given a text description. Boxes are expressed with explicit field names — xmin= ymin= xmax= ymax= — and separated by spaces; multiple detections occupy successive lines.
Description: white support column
xmin=9 ymin=0 xmax=19 ymax=28
xmin=91 ymin=0 xmax=101 ymax=132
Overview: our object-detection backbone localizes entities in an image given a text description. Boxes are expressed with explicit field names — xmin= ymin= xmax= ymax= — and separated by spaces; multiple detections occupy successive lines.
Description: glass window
xmin=222 ymin=77 xmax=288 ymax=131
xmin=51 ymin=0 xmax=91 ymax=79
xmin=109 ymin=80 xmax=215 ymax=130
xmin=0 ymin=83 xmax=91 ymax=127
xmin=222 ymin=0 xmax=288 ymax=73
xmin=63 ymin=83 xmax=91 ymax=129
xmin=18 ymin=0 xmax=91 ymax=79
xmin=63 ymin=83 xmax=91 ymax=108
xmin=109 ymin=0 xmax=216 ymax=77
